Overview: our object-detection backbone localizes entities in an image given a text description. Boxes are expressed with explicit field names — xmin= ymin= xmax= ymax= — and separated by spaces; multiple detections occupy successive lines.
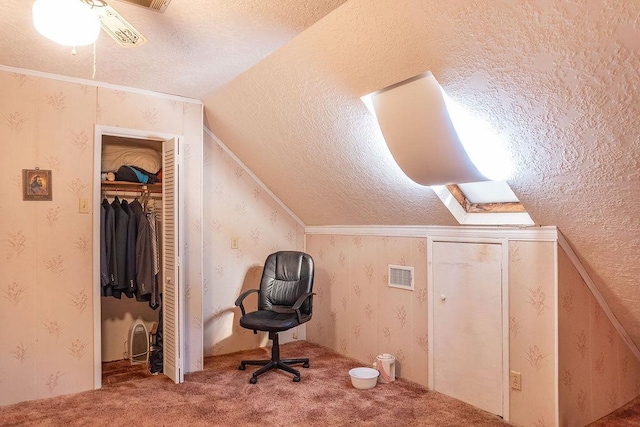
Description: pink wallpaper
xmin=202 ymin=131 xmax=304 ymax=356
xmin=508 ymin=241 xmax=557 ymax=426
xmin=304 ymin=235 xmax=571 ymax=426
xmin=307 ymin=234 xmax=640 ymax=427
xmin=2 ymin=66 xmax=639 ymax=426
xmin=0 ymin=69 xmax=203 ymax=406
xmin=305 ymin=234 xmax=428 ymax=387
xmin=0 ymin=74 xmax=97 ymax=404
xmin=558 ymin=246 xmax=640 ymax=426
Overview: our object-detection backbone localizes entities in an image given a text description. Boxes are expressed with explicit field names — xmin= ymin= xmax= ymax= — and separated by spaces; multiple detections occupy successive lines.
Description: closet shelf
xmin=101 ymin=181 xmax=162 ymax=193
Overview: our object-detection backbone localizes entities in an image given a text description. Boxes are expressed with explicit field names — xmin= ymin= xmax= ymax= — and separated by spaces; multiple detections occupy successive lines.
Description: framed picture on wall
xmin=23 ymin=169 xmax=52 ymax=201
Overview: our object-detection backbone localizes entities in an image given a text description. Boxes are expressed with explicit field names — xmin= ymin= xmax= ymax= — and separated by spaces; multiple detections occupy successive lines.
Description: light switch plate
xmin=79 ymin=198 xmax=90 ymax=214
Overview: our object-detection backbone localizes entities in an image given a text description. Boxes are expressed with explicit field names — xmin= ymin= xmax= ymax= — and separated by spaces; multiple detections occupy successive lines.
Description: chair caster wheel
xmin=238 ymin=364 xmax=245 ymax=371
xmin=250 ymin=376 xmax=257 ymax=384
xmin=303 ymin=362 xmax=309 ymax=368
xmin=293 ymin=376 xmax=300 ymax=382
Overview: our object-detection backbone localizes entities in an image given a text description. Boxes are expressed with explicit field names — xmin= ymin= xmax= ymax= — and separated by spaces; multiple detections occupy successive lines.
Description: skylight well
xmin=431 ymin=180 xmax=534 ymax=226
xmin=440 ymin=90 xmax=513 ymax=182
xmin=362 ymin=71 xmax=534 ymax=226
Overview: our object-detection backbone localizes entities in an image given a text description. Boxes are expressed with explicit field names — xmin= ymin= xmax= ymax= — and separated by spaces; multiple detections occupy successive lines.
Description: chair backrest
xmin=259 ymin=251 xmax=314 ymax=315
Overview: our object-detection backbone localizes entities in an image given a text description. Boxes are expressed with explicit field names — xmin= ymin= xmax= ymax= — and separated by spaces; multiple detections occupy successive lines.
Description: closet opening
xmin=93 ymin=126 xmax=185 ymax=389
xmin=100 ymin=135 xmax=163 ymax=385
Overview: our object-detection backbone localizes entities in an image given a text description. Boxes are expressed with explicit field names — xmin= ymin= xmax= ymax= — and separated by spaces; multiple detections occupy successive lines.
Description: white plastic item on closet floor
xmin=128 ymin=319 xmax=150 ymax=365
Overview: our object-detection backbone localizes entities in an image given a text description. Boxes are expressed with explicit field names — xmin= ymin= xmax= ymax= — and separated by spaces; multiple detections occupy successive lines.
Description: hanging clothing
xmin=129 ymin=199 xmax=149 ymax=303
xmin=148 ymin=211 xmax=160 ymax=310
xmin=100 ymin=195 xmax=161 ymax=309
xmin=135 ymin=207 xmax=154 ymax=300
xmin=121 ymin=199 xmax=137 ymax=298
xmin=101 ymin=198 xmax=117 ymax=297
xmin=111 ymin=197 xmax=129 ymax=299
xmin=100 ymin=204 xmax=109 ymax=288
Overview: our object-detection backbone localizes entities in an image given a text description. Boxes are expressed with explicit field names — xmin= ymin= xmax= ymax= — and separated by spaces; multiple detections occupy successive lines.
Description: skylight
xmin=432 ymin=181 xmax=534 ymax=226
xmin=457 ymin=181 xmax=519 ymax=204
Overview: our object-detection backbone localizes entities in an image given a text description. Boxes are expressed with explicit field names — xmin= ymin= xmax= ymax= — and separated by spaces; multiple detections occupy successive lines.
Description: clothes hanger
xmin=141 ymin=186 xmax=150 ymax=212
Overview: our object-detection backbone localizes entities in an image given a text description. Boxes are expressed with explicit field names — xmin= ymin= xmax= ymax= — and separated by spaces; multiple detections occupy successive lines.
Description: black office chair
xmin=234 ymin=251 xmax=315 ymax=383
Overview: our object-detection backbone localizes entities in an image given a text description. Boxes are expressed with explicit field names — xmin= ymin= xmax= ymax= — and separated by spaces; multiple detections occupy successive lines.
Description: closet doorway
xmin=93 ymin=125 xmax=185 ymax=388
xmin=427 ymin=237 xmax=509 ymax=420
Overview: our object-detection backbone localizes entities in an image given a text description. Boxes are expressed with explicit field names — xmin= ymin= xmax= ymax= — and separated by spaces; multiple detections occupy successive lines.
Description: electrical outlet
xmin=231 ymin=237 xmax=238 ymax=249
xmin=510 ymin=371 xmax=522 ymax=391
xmin=79 ymin=198 xmax=90 ymax=214
xmin=292 ymin=331 xmax=298 ymax=340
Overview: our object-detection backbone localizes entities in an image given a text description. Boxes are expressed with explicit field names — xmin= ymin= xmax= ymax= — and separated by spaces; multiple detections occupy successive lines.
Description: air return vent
xmin=388 ymin=265 xmax=414 ymax=291
xmin=120 ymin=0 xmax=172 ymax=12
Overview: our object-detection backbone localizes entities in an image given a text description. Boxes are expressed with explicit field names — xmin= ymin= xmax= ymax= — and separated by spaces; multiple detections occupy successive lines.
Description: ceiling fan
xmin=33 ymin=0 xmax=172 ymax=48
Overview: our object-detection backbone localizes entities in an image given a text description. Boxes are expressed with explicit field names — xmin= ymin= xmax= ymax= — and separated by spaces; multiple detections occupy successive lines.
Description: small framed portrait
xmin=23 ymin=169 xmax=52 ymax=201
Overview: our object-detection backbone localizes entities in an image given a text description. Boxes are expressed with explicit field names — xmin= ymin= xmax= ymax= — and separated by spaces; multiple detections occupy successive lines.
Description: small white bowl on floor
xmin=349 ymin=367 xmax=379 ymax=389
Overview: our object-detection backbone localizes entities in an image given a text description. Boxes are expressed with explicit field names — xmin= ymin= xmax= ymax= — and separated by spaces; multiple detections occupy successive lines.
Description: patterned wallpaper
xmin=0 ymin=69 xmax=203 ymax=406
xmin=305 ymin=234 xmax=558 ymax=419
xmin=202 ymin=130 xmax=304 ymax=356
xmin=508 ymin=241 xmax=556 ymax=427
xmin=304 ymin=233 xmax=562 ymax=425
xmin=2 ymin=65 xmax=639 ymax=426
xmin=558 ymin=246 xmax=640 ymax=426
xmin=305 ymin=235 xmax=429 ymax=387
xmin=305 ymin=234 xmax=640 ymax=426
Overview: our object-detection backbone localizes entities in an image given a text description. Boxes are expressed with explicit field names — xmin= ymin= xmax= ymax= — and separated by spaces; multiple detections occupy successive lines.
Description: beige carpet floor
xmin=589 ymin=396 xmax=640 ymax=426
xmin=2 ymin=341 xmax=639 ymax=426
xmin=0 ymin=341 xmax=511 ymax=426
xmin=102 ymin=358 xmax=152 ymax=385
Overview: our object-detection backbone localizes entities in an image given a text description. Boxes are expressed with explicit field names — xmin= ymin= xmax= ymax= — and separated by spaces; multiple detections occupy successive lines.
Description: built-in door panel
xmin=432 ymin=241 xmax=503 ymax=416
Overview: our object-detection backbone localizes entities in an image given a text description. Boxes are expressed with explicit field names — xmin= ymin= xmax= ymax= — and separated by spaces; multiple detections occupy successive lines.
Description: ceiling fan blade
xmin=93 ymin=4 xmax=148 ymax=48
xmin=118 ymin=0 xmax=172 ymax=13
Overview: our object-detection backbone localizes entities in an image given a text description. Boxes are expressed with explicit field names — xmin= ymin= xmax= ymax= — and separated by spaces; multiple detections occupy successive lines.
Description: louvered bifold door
xmin=162 ymin=137 xmax=184 ymax=383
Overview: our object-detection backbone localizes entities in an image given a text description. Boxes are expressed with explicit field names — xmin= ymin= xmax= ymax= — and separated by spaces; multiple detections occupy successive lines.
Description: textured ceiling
xmin=0 ymin=0 xmax=347 ymax=98
xmin=2 ymin=1 xmax=640 ymax=354
xmin=203 ymin=0 xmax=640 ymax=350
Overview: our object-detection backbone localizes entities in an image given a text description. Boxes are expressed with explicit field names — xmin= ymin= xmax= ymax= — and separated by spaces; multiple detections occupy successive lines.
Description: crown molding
xmin=0 ymin=64 xmax=202 ymax=104
xmin=305 ymin=225 xmax=558 ymax=241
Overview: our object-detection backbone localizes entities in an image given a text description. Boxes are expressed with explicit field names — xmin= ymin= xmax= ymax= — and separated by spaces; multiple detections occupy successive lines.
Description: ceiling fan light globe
xmin=33 ymin=0 xmax=101 ymax=47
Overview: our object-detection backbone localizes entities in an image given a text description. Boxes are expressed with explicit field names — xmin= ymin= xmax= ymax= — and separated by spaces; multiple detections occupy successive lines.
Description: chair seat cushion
xmin=240 ymin=310 xmax=309 ymax=332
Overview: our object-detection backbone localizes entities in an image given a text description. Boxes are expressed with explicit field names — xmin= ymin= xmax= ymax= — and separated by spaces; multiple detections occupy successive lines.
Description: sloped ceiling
xmin=1 ymin=0 xmax=639 ymax=353
xmin=203 ymin=1 xmax=640 ymax=350
xmin=0 ymin=0 xmax=347 ymax=98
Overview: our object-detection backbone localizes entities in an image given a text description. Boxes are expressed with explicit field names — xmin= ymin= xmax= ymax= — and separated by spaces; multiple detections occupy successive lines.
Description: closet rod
xmin=101 ymin=181 xmax=162 ymax=193
xmin=101 ymin=190 xmax=162 ymax=199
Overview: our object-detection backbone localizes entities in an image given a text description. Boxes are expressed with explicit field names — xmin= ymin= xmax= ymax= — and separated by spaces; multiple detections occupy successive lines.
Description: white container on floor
xmin=349 ymin=367 xmax=379 ymax=389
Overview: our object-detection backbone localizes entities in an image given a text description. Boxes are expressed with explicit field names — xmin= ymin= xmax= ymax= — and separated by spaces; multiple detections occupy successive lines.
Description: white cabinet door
xmin=432 ymin=241 xmax=503 ymax=416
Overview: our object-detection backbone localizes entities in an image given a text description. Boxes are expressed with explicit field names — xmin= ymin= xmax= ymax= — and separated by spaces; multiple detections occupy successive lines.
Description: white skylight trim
xmin=431 ymin=185 xmax=535 ymax=226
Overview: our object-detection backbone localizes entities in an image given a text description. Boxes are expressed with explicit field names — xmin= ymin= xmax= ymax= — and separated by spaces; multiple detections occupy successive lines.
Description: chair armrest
xmin=234 ymin=289 xmax=260 ymax=316
xmin=291 ymin=292 xmax=315 ymax=324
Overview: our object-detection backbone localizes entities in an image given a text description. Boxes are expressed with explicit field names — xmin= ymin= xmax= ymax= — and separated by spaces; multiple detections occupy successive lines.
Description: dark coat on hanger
xmin=121 ymin=199 xmax=138 ymax=298
xmin=101 ymin=199 xmax=117 ymax=297
xmin=111 ymin=197 xmax=129 ymax=299
xmin=129 ymin=199 xmax=151 ymax=302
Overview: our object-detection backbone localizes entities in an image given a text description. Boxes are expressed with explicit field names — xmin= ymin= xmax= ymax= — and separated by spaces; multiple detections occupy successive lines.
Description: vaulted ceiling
xmin=2 ymin=1 xmax=639 ymax=352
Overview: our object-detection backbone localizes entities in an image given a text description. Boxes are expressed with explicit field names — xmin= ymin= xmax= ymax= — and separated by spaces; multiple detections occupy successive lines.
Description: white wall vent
xmin=388 ymin=265 xmax=414 ymax=291
xmin=119 ymin=0 xmax=172 ymax=13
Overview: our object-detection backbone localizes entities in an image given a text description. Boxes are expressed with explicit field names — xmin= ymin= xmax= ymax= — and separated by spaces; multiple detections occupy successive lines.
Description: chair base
xmin=238 ymin=332 xmax=309 ymax=383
